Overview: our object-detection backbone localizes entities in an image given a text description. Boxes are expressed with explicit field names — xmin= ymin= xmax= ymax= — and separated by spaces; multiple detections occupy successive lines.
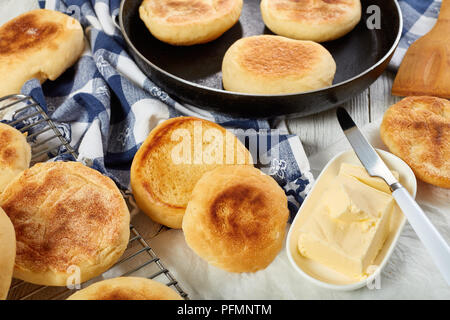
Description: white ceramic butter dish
xmin=286 ymin=149 xmax=417 ymax=291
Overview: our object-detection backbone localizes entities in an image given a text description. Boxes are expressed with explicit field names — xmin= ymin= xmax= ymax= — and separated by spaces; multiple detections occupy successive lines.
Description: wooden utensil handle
xmin=439 ymin=0 xmax=450 ymax=21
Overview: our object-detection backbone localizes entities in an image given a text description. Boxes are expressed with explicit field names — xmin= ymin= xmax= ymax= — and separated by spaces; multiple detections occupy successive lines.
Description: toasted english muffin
xmin=131 ymin=117 xmax=253 ymax=229
xmin=261 ymin=0 xmax=361 ymax=42
xmin=0 ymin=162 xmax=130 ymax=286
xmin=0 ymin=123 xmax=31 ymax=193
xmin=0 ymin=208 xmax=15 ymax=300
xmin=222 ymin=35 xmax=336 ymax=94
xmin=66 ymin=277 xmax=183 ymax=300
xmin=139 ymin=0 xmax=243 ymax=46
xmin=0 ymin=9 xmax=84 ymax=97
xmin=380 ymin=96 xmax=450 ymax=189
xmin=182 ymin=165 xmax=289 ymax=273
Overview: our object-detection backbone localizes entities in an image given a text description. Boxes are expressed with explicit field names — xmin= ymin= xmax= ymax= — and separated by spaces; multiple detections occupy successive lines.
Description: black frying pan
xmin=119 ymin=0 xmax=402 ymax=118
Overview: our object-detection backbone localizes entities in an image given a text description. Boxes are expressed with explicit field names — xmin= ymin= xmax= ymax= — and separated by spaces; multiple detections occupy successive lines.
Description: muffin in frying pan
xmin=222 ymin=35 xmax=336 ymax=94
xmin=139 ymin=0 xmax=243 ymax=45
xmin=261 ymin=0 xmax=361 ymax=42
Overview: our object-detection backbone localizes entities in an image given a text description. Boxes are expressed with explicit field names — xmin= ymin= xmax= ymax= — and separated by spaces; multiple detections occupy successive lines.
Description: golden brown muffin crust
xmin=209 ymin=185 xmax=268 ymax=243
xmin=0 ymin=11 xmax=60 ymax=56
xmin=0 ymin=123 xmax=31 ymax=194
xmin=237 ymin=36 xmax=320 ymax=77
xmin=137 ymin=117 xmax=199 ymax=209
xmin=133 ymin=117 xmax=251 ymax=208
xmin=145 ymin=0 xmax=236 ymax=24
xmin=90 ymin=288 xmax=150 ymax=300
xmin=67 ymin=277 xmax=183 ymax=300
xmin=182 ymin=166 xmax=289 ymax=272
xmin=0 ymin=162 xmax=129 ymax=274
xmin=131 ymin=117 xmax=252 ymax=229
xmin=0 ymin=208 xmax=15 ymax=300
xmin=269 ymin=0 xmax=356 ymax=22
xmin=380 ymin=96 xmax=450 ymax=188
xmin=0 ymin=129 xmax=19 ymax=166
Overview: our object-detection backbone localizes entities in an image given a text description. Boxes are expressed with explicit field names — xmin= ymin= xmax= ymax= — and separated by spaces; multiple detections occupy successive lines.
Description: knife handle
xmin=392 ymin=186 xmax=450 ymax=286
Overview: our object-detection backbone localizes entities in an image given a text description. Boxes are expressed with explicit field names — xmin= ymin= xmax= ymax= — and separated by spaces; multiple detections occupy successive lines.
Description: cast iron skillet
xmin=119 ymin=0 xmax=402 ymax=118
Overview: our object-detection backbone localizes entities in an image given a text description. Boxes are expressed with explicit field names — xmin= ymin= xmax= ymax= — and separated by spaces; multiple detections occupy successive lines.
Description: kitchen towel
xmin=17 ymin=0 xmax=314 ymax=220
xmin=390 ymin=0 xmax=441 ymax=69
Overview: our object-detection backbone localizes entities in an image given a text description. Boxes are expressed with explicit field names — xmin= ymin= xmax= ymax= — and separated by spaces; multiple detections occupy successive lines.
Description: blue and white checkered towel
xmin=390 ymin=0 xmax=441 ymax=69
xmin=19 ymin=0 xmax=313 ymax=221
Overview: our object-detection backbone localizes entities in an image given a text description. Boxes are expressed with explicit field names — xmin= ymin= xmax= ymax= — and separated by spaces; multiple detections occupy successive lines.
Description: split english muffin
xmin=260 ymin=0 xmax=361 ymax=42
xmin=182 ymin=165 xmax=289 ymax=273
xmin=380 ymin=96 xmax=450 ymax=189
xmin=0 ymin=208 xmax=15 ymax=300
xmin=139 ymin=0 xmax=243 ymax=46
xmin=0 ymin=123 xmax=31 ymax=194
xmin=66 ymin=277 xmax=182 ymax=300
xmin=0 ymin=162 xmax=130 ymax=286
xmin=222 ymin=35 xmax=336 ymax=94
xmin=0 ymin=9 xmax=84 ymax=97
xmin=131 ymin=117 xmax=253 ymax=229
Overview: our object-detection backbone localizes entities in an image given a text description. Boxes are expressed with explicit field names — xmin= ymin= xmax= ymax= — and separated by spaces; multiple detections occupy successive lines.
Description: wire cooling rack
xmin=1 ymin=94 xmax=188 ymax=300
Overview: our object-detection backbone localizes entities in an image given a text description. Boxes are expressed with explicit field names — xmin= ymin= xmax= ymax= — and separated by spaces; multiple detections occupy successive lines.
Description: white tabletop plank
xmin=287 ymin=71 xmax=401 ymax=156
xmin=368 ymin=70 xmax=402 ymax=121
xmin=286 ymin=88 xmax=369 ymax=156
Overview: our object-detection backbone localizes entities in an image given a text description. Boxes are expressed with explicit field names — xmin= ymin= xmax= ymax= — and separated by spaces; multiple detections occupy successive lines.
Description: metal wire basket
xmin=1 ymin=94 xmax=188 ymax=300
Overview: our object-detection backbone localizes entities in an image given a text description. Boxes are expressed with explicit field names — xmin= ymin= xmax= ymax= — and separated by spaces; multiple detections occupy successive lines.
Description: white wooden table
xmin=287 ymin=71 xmax=402 ymax=157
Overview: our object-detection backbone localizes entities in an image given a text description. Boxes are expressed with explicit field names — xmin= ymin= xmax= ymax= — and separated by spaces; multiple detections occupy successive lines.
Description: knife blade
xmin=336 ymin=107 xmax=450 ymax=285
xmin=336 ymin=107 xmax=399 ymax=187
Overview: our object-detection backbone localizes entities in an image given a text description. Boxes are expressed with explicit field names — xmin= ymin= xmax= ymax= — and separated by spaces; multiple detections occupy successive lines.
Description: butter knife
xmin=336 ymin=107 xmax=450 ymax=285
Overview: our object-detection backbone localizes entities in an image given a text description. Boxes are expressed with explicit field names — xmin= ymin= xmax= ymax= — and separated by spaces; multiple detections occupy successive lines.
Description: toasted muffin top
xmin=0 ymin=9 xmax=81 ymax=60
xmin=265 ymin=0 xmax=360 ymax=24
xmin=67 ymin=277 xmax=182 ymax=300
xmin=230 ymin=35 xmax=329 ymax=77
xmin=182 ymin=165 xmax=289 ymax=272
xmin=0 ymin=162 xmax=130 ymax=274
xmin=380 ymin=96 xmax=450 ymax=188
xmin=131 ymin=117 xmax=252 ymax=211
xmin=141 ymin=0 xmax=240 ymax=24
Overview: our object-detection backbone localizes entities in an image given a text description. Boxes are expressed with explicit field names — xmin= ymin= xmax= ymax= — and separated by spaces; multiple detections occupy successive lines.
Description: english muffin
xmin=0 ymin=9 xmax=84 ymax=97
xmin=67 ymin=277 xmax=183 ymax=300
xmin=182 ymin=165 xmax=289 ymax=273
xmin=261 ymin=0 xmax=361 ymax=42
xmin=0 ymin=162 xmax=130 ymax=286
xmin=222 ymin=35 xmax=336 ymax=94
xmin=139 ymin=0 xmax=243 ymax=46
xmin=0 ymin=208 xmax=15 ymax=300
xmin=0 ymin=123 xmax=31 ymax=193
xmin=380 ymin=96 xmax=450 ymax=189
xmin=131 ymin=117 xmax=252 ymax=229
